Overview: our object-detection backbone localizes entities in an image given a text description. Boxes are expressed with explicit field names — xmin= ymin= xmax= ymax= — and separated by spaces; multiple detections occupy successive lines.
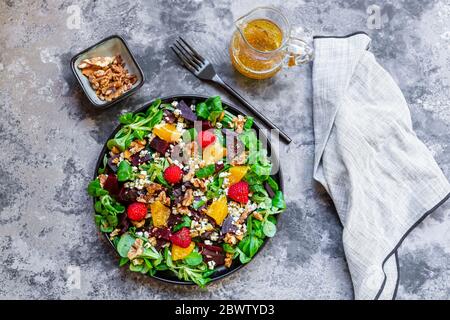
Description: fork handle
xmin=212 ymin=75 xmax=292 ymax=144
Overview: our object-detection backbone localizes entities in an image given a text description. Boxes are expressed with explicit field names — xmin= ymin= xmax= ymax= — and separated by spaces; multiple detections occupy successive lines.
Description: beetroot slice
xmin=149 ymin=136 xmax=169 ymax=155
xmin=130 ymin=152 xmax=151 ymax=166
xmin=177 ymin=100 xmax=197 ymax=122
xmin=163 ymin=109 xmax=176 ymax=124
xmin=149 ymin=227 xmax=172 ymax=241
xmin=107 ymin=155 xmax=120 ymax=173
xmin=103 ymin=174 xmax=120 ymax=196
xmin=117 ymin=187 xmax=138 ymax=203
xmin=198 ymin=243 xmax=225 ymax=266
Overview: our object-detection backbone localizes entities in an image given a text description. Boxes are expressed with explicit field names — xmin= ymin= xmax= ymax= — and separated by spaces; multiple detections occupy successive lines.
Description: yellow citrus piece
xmin=153 ymin=123 xmax=182 ymax=143
xmin=228 ymin=166 xmax=248 ymax=185
xmin=150 ymin=200 xmax=170 ymax=227
xmin=206 ymin=195 xmax=228 ymax=225
xmin=171 ymin=242 xmax=195 ymax=261
xmin=203 ymin=142 xmax=227 ymax=165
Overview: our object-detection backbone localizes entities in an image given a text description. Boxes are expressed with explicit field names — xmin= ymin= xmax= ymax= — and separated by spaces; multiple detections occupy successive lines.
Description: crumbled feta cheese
xmin=204 ymin=240 xmax=212 ymax=245
xmin=132 ymin=166 xmax=138 ymax=172
xmin=219 ymin=172 xmax=230 ymax=178
xmin=207 ymin=260 xmax=216 ymax=270
xmin=136 ymin=231 xmax=143 ymax=237
xmin=190 ymin=104 xmax=195 ymax=111
xmin=173 ymin=109 xmax=181 ymax=116
xmin=216 ymin=122 xmax=222 ymax=129
xmin=144 ymin=231 xmax=149 ymax=238
xmin=210 ymin=232 xmax=219 ymax=241
xmin=171 ymin=101 xmax=178 ymax=107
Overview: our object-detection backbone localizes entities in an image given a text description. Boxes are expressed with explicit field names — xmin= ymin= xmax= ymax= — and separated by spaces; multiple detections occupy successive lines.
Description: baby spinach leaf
xmin=184 ymin=252 xmax=203 ymax=266
xmin=239 ymin=130 xmax=258 ymax=150
xmin=195 ymin=164 xmax=215 ymax=179
xmin=251 ymin=162 xmax=272 ymax=177
xmin=117 ymin=233 xmax=136 ymax=258
xmin=117 ymin=161 xmax=134 ymax=182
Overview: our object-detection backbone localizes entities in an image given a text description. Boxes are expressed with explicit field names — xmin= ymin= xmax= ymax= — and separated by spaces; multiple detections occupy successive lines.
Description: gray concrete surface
xmin=0 ymin=0 xmax=449 ymax=299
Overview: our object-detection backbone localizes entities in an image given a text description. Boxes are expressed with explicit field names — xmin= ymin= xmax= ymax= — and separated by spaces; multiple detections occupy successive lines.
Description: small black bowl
xmin=93 ymin=94 xmax=284 ymax=285
xmin=71 ymin=35 xmax=145 ymax=109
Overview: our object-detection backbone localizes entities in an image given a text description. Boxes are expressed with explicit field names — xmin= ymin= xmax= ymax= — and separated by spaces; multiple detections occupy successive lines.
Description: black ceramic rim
xmin=93 ymin=94 xmax=284 ymax=286
xmin=70 ymin=34 xmax=145 ymax=109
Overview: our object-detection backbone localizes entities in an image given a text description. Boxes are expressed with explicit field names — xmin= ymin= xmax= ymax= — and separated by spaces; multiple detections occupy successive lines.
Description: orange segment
xmin=206 ymin=196 xmax=228 ymax=225
xmin=172 ymin=242 xmax=195 ymax=261
xmin=228 ymin=166 xmax=248 ymax=185
xmin=153 ymin=123 xmax=182 ymax=143
xmin=150 ymin=200 xmax=170 ymax=227
xmin=203 ymin=142 xmax=227 ymax=165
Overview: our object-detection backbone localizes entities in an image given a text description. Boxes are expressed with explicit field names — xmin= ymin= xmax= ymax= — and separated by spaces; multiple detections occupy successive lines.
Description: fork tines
xmin=170 ymin=37 xmax=205 ymax=72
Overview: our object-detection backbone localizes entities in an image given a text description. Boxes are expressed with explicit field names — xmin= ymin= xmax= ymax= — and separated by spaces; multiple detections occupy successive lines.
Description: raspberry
xmin=127 ymin=202 xmax=147 ymax=221
xmin=169 ymin=227 xmax=191 ymax=248
xmin=198 ymin=130 xmax=216 ymax=148
xmin=227 ymin=181 xmax=249 ymax=204
xmin=163 ymin=165 xmax=183 ymax=184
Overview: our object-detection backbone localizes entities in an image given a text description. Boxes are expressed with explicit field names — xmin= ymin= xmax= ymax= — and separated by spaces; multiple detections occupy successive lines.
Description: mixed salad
xmin=87 ymin=96 xmax=286 ymax=286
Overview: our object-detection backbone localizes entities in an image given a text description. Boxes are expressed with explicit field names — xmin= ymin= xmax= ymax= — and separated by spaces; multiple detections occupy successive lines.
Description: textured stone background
xmin=0 ymin=0 xmax=449 ymax=299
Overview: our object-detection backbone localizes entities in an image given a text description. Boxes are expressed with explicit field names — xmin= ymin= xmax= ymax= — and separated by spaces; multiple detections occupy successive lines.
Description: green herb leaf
xmin=119 ymin=257 xmax=129 ymax=267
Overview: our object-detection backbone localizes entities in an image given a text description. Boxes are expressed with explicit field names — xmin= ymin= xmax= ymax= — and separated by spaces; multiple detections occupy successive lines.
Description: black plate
xmin=93 ymin=94 xmax=284 ymax=285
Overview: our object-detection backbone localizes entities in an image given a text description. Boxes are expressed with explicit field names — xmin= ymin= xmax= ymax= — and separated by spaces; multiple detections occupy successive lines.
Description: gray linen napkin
xmin=312 ymin=32 xmax=450 ymax=300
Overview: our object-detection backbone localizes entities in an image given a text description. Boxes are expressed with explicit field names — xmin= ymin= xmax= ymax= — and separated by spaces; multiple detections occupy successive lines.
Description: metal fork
xmin=170 ymin=37 xmax=292 ymax=144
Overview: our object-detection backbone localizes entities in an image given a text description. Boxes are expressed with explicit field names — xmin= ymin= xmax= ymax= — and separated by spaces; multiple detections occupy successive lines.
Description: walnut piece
xmin=182 ymin=189 xmax=194 ymax=207
xmin=127 ymin=238 xmax=144 ymax=260
xmin=224 ymin=252 xmax=233 ymax=268
xmin=78 ymin=55 xmax=137 ymax=102
xmin=224 ymin=233 xmax=237 ymax=245
xmin=232 ymin=115 xmax=246 ymax=133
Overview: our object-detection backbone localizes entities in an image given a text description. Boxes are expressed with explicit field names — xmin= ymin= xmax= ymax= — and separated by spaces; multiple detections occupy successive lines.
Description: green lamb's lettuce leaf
xmin=272 ymin=190 xmax=286 ymax=210
xmin=195 ymin=102 xmax=210 ymax=119
xmin=87 ymin=179 xmax=108 ymax=197
xmin=173 ymin=215 xmax=192 ymax=232
xmin=195 ymin=164 xmax=215 ymax=179
xmin=117 ymin=233 xmax=136 ymax=258
xmin=117 ymin=160 xmax=134 ymax=182
xmin=184 ymin=252 xmax=203 ymax=267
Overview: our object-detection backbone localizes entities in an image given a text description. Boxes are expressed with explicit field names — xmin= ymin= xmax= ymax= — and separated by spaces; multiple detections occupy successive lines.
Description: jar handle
xmin=285 ymin=37 xmax=314 ymax=67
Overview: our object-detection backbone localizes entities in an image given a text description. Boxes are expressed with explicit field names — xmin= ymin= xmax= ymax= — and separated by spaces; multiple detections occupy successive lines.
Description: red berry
xmin=198 ymin=130 xmax=216 ymax=148
xmin=164 ymin=165 xmax=183 ymax=184
xmin=127 ymin=202 xmax=147 ymax=221
xmin=169 ymin=227 xmax=191 ymax=248
xmin=227 ymin=181 xmax=249 ymax=204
